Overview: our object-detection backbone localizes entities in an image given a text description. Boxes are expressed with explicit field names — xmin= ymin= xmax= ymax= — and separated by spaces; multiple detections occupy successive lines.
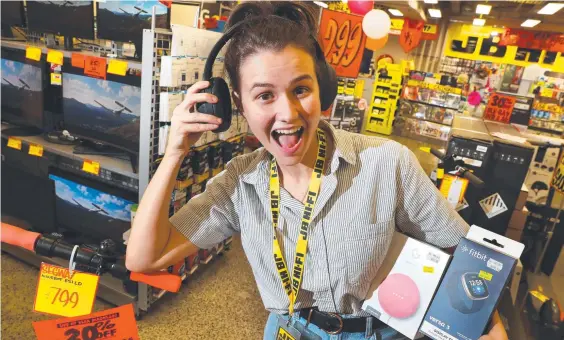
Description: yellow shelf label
xmin=423 ymin=266 xmax=434 ymax=273
xmin=82 ymin=160 xmax=100 ymax=176
xmin=50 ymin=73 xmax=62 ymax=86
xmin=26 ymin=46 xmax=42 ymax=61
xmin=29 ymin=144 xmax=44 ymax=157
xmin=479 ymin=270 xmax=493 ymax=281
xmin=34 ymin=263 xmax=99 ymax=318
xmin=47 ymin=50 xmax=64 ymax=65
xmin=7 ymin=137 xmax=22 ymax=150
xmin=107 ymin=59 xmax=128 ymax=76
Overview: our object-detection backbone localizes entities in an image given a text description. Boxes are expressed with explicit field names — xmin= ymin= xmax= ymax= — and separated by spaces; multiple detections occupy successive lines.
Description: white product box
xmin=362 ymin=233 xmax=451 ymax=339
xmin=160 ymin=56 xmax=188 ymax=87
xmin=158 ymin=125 xmax=170 ymax=156
xmin=159 ymin=92 xmax=184 ymax=122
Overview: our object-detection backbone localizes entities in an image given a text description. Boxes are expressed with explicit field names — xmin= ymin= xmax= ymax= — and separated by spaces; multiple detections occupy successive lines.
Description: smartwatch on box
xmin=447 ymin=272 xmax=489 ymax=314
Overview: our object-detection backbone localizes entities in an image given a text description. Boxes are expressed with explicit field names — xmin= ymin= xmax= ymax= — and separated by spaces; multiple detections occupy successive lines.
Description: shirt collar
xmin=240 ymin=120 xmax=357 ymax=185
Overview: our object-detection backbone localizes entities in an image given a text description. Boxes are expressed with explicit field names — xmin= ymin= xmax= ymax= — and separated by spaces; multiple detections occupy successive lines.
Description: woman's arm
xmin=125 ymin=153 xmax=198 ymax=273
xmin=395 ymin=146 xmax=469 ymax=247
xmin=126 ymin=81 xmax=221 ymax=273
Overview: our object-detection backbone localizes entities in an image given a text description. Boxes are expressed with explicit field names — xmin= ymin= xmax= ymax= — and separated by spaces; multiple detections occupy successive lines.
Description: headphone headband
xmin=203 ymin=15 xmax=325 ymax=82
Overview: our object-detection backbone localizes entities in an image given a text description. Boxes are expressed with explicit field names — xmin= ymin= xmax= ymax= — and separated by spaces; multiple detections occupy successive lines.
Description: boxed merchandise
xmin=420 ymin=226 xmax=524 ymax=340
xmin=191 ymin=146 xmax=210 ymax=176
xmin=207 ymin=141 xmax=223 ymax=170
xmin=515 ymin=184 xmax=528 ymax=211
xmin=524 ymin=170 xmax=551 ymax=205
xmin=362 ymin=233 xmax=450 ymax=339
xmin=507 ymin=206 xmax=528 ymax=231
xmin=185 ymin=253 xmax=200 ymax=275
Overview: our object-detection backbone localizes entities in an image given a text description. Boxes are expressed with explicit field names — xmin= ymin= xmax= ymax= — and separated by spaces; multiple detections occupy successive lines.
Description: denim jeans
xmin=263 ymin=312 xmax=407 ymax=340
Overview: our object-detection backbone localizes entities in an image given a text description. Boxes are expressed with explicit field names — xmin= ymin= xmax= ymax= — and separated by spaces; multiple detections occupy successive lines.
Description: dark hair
xmin=224 ymin=1 xmax=319 ymax=94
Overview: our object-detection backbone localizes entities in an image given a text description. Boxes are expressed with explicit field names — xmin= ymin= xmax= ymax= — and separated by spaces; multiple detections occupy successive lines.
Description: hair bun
xmin=226 ymin=1 xmax=316 ymax=34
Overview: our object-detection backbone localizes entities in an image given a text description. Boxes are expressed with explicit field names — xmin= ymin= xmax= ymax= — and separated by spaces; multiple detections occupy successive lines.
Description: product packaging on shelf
xmin=362 ymin=233 xmax=450 ymax=339
xmin=420 ymin=225 xmax=524 ymax=340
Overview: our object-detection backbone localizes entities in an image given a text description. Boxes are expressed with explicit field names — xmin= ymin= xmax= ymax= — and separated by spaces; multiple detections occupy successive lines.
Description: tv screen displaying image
xmin=26 ymin=1 xmax=94 ymax=39
xmin=1 ymin=1 xmax=24 ymax=26
xmin=1 ymin=58 xmax=44 ymax=128
xmin=49 ymin=174 xmax=134 ymax=242
xmin=97 ymin=0 xmax=168 ymax=43
xmin=62 ymin=73 xmax=141 ymax=153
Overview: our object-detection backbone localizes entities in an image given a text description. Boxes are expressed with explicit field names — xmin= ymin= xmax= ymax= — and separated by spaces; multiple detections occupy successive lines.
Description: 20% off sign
xmin=33 ymin=304 xmax=139 ymax=340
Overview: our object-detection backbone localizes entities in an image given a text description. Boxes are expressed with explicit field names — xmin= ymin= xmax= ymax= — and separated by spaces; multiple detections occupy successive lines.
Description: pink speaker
xmin=378 ymin=273 xmax=420 ymax=318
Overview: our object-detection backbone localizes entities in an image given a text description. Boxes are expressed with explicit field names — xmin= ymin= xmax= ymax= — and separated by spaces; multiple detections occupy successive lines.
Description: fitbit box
xmin=420 ymin=225 xmax=524 ymax=340
xmin=362 ymin=232 xmax=451 ymax=339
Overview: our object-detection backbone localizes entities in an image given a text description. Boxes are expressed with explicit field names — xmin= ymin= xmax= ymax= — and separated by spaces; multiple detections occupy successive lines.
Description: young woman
xmin=126 ymin=2 xmax=507 ymax=339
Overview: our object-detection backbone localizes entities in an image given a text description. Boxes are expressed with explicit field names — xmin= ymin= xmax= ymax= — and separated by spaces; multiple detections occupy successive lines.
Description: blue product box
xmin=420 ymin=226 xmax=524 ymax=340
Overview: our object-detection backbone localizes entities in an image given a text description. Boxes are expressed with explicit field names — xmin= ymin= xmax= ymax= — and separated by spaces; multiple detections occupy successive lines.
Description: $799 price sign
xmin=33 ymin=304 xmax=140 ymax=340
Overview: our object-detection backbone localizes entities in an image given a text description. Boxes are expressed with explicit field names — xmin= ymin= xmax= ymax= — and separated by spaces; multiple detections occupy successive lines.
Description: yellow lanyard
xmin=269 ymin=128 xmax=327 ymax=315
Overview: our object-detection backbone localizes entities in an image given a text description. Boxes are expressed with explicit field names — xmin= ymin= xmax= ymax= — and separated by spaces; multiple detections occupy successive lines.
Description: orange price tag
xmin=26 ymin=46 xmax=42 ymax=61
xmin=484 ymin=93 xmax=517 ymax=123
xmin=33 ymin=263 xmax=99 ymax=318
xmin=84 ymin=56 xmax=107 ymax=79
xmin=47 ymin=50 xmax=64 ymax=65
xmin=82 ymin=160 xmax=100 ymax=175
xmin=33 ymin=304 xmax=140 ymax=340
xmin=71 ymin=53 xmax=86 ymax=68
xmin=29 ymin=143 xmax=44 ymax=157
xmin=7 ymin=137 xmax=22 ymax=150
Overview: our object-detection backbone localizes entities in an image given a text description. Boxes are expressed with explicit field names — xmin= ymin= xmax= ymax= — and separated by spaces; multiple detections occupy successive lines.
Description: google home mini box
xmin=362 ymin=232 xmax=451 ymax=339
xmin=420 ymin=225 xmax=524 ymax=340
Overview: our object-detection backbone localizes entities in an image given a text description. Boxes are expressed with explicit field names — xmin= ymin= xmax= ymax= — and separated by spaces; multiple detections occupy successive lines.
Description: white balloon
xmin=362 ymin=9 xmax=391 ymax=39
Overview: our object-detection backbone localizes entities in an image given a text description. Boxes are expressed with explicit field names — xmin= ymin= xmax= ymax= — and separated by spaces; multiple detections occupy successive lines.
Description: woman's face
xmin=237 ymin=45 xmax=321 ymax=167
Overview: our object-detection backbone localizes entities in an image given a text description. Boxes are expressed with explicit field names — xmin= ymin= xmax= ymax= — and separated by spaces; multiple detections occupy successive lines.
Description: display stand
xmin=364 ymin=63 xmax=402 ymax=135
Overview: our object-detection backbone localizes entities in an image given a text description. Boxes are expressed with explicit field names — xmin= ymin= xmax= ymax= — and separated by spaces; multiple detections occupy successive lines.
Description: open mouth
xmin=272 ymin=126 xmax=305 ymax=153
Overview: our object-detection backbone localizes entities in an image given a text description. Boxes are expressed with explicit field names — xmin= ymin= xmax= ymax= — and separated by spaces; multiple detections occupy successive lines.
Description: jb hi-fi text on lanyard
xmin=270 ymin=129 xmax=327 ymax=316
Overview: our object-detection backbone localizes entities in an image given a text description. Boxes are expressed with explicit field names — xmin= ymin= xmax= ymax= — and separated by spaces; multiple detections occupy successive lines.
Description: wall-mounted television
xmin=1 ymin=48 xmax=45 ymax=133
xmin=62 ymin=65 xmax=141 ymax=154
xmin=49 ymin=172 xmax=136 ymax=243
xmin=97 ymin=0 xmax=169 ymax=43
xmin=26 ymin=1 xmax=95 ymax=39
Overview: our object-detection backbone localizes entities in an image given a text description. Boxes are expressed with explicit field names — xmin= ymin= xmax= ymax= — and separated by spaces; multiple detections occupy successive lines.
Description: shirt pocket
xmin=341 ymin=220 xmax=393 ymax=288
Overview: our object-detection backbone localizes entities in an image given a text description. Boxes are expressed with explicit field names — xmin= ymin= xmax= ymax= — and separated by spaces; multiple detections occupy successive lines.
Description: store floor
xmin=2 ymin=133 xmax=560 ymax=339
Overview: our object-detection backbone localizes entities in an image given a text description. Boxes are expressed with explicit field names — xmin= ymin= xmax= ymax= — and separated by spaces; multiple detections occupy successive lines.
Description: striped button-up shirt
xmin=171 ymin=120 xmax=469 ymax=316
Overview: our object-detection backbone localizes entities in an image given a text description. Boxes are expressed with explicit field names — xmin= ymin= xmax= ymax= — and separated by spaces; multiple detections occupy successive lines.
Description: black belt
xmin=297 ymin=308 xmax=386 ymax=335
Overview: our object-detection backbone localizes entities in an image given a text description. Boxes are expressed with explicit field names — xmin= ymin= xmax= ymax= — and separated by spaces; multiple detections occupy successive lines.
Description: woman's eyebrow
xmin=249 ymin=75 xmax=313 ymax=91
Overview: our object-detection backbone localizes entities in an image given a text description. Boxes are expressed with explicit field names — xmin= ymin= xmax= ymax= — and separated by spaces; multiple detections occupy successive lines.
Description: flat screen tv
xmin=62 ymin=64 xmax=141 ymax=154
xmin=1 ymin=48 xmax=45 ymax=131
xmin=26 ymin=0 xmax=95 ymax=39
xmin=49 ymin=172 xmax=136 ymax=243
xmin=1 ymin=1 xmax=25 ymax=26
xmin=97 ymin=0 xmax=169 ymax=43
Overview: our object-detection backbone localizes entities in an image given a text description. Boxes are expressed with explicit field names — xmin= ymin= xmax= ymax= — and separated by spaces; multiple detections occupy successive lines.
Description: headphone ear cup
xmin=318 ymin=61 xmax=337 ymax=111
xmin=196 ymin=77 xmax=232 ymax=133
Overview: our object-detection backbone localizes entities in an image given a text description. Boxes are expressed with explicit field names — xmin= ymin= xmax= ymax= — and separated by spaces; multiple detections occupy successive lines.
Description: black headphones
xmin=196 ymin=17 xmax=338 ymax=133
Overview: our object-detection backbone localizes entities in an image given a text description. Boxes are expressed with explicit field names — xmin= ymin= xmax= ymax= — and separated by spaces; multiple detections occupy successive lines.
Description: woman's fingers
xmin=180 ymin=93 xmax=217 ymax=110
xmin=179 ymin=123 xmax=219 ymax=134
xmin=185 ymin=81 xmax=211 ymax=95
xmin=173 ymin=112 xmax=221 ymax=125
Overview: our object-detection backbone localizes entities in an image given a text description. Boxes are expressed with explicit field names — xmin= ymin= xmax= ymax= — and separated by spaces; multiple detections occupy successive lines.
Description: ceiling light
xmin=424 ymin=0 xmax=438 ymax=3
xmin=491 ymin=31 xmax=499 ymax=36
xmin=428 ymin=8 xmax=442 ymax=18
xmin=388 ymin=9 xmax=404 ymax=17
xmin=473 ymin=18 xmax=486 ymax=26
xmin=476 ymin=4 xmax=492 ymax=15
xmin=538 ymin=2 xmax=564 ymax=15
xmin=313 ymin=1 xmax=328 ymax=8
xmin=521 ymin=19 xmax=541 ymax=27
xmin=342 ymin=0 xmax=348 ymax=3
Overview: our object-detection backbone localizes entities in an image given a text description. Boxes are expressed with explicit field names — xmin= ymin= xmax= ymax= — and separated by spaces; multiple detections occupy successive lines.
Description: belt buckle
xmin=323 ymin=312 xmax=344 ymax=335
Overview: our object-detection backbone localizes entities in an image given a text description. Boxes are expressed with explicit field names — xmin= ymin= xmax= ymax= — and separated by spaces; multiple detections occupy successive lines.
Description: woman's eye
xmin=295 ymin=86 xmax=310 ymax=97
xmin=257 ymin=92 xmax=274 ymax=102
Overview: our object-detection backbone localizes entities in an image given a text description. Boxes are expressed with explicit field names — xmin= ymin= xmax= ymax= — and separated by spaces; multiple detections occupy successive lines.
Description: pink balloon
xmin=348 ymin=0 xmax=374 ymax=16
